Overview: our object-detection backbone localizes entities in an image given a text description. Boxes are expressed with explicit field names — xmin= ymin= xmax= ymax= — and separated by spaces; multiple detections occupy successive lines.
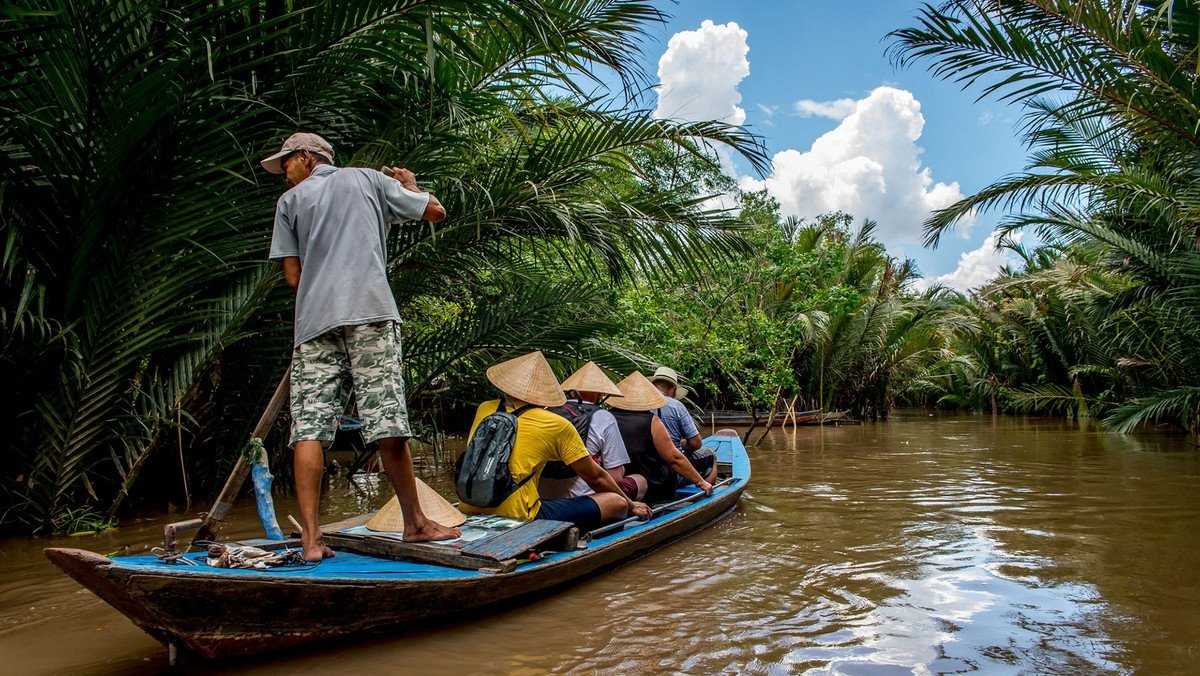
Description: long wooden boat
xmin=699 ymin=409 xmax=821 ymax=427
xmin=45 ymin=432 xmax=750 ymax=662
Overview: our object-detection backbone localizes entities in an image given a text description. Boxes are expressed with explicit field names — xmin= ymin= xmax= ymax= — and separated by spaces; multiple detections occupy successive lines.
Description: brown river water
xmin=2 ymin=413 xmax=1199 ymax=674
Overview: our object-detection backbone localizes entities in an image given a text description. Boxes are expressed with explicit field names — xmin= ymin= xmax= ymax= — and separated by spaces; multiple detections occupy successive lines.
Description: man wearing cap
xmin=263 ymin=132 xmax=457 ymax=561
xmin=650 ymin=366 xmax=718 ymax=485
xmin=461 ymin=352 xmax=651 ymax=530
xmin=538 ymin=362 xmax=631 ymax=501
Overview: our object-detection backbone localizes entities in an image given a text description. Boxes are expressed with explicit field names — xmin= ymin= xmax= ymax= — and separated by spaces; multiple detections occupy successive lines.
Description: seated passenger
xmin=459 ymin=351 xmax=651 ymax=531
xmin=650 ymin=366 xmax=719 ymax=485
xmin=609 ymin=372 xmax=714 ymax=505
xmin=539 ymin=361 xmax=631 ymax=501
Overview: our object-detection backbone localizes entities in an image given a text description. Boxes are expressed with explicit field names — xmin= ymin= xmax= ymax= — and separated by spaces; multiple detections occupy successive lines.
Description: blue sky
xmin=628 ymin=1 xmax=1033 ymax=288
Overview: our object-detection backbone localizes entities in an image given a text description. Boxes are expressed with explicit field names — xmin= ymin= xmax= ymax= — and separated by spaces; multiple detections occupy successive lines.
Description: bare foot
xmin=302 ymin=538 xmax=336 ymax=562
xmin=404 ymin=520 xmax=461 ymax=543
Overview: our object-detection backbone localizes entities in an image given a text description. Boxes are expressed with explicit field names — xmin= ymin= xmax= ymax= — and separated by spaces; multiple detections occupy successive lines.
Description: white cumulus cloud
xmin=923 ymin=230 xmax=1022 ymax=292
xmin=756 ymin=103 xmax=779 ymax=118
xmin=741 ymin=86 xmax=971 ymax=252
xmin=794 ymin=98 xmax=857 ymax=120
xmin=654 ymin=20 xmax=749 ymax=126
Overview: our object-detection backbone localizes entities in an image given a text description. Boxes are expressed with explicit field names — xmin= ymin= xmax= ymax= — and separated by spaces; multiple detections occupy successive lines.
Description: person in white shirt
xmin=538 ymin=362 xmax=631 ymax=500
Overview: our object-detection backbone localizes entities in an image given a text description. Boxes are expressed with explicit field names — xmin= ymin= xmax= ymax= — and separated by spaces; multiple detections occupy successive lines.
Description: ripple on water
xmin=3 ymin=416 xmax=1198 ymax=674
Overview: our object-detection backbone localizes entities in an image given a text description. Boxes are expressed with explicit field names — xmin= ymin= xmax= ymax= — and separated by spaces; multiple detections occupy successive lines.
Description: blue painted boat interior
xmin=110 ymin=434 xmax=749 ymax=580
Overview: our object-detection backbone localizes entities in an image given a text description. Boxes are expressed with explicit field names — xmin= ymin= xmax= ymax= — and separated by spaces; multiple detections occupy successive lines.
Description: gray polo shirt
xmin=269 ymin=165 xmax=430 ymax=345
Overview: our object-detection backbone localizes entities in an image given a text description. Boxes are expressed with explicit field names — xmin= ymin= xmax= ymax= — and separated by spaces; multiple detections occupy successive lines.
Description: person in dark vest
xmin=459 ymin=351 xmax=651 ymax=530
xmin=539 ymin=362 xmax=631 ymax=500
xmin=609 ymin=372 xmax=713 ymax=504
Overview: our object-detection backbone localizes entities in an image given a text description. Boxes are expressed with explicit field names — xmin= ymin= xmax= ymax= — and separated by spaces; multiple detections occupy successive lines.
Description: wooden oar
xmin=587 ymin=477 xmax=736 ymax=540
xmin=191 ymin=368 xmax=290 ymax=544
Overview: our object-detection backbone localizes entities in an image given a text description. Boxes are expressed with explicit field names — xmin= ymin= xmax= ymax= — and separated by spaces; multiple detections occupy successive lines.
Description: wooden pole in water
xmin=192 ymin=368 xmax=290 ymax=543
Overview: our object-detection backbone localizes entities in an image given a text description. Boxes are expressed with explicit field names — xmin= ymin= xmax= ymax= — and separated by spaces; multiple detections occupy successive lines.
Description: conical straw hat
xmin=486 ymin=351 xmax=566 ymax=407
xmin=560 ymin=361 xmax=623 ymax=397
xmin=366 ymin=477 xmax=467 ymax=532
xmin=609 ymin=371 xmax=668 ymax=411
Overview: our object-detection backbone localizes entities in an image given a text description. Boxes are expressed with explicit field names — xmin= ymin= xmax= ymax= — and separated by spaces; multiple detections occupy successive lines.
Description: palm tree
xmin=890 ymin=0 xmax=1200 ymax=435
xmin=0 ymin=0 xmax=766 ymax=532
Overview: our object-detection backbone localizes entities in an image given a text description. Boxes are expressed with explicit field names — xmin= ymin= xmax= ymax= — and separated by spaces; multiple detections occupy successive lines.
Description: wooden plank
xmin=461 ymin=520 xmax=574 ymax=560
xmin=319 ymin=513 xmax=374 ymax=533
xmin=588 ymin=477 xmax=736 ymax=539
xmin=232 ymin=537 xmax=301 ymax=550
xmin=193 ymin=369 xmax=290 ymax=543
xmin=322 ymin=533 xmax=512 ymax=572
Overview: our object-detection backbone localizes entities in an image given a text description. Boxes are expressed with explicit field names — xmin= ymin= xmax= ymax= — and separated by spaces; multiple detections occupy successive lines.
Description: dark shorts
xmin=676 ymin=445 xmax=716 ymax=488
xmin=537 ymin=495 xmax=602 ymax=530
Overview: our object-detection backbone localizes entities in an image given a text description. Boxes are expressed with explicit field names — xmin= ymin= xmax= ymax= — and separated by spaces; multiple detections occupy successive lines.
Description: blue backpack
xmin=455 ymin=399 xmax=537 ymax=508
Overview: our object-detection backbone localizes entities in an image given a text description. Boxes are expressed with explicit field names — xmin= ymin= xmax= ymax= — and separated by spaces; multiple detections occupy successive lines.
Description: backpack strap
xmin=505 ymin=402 xmax=540 ymax=488
xmin=511 ymin=468 xmax=537 ymax=492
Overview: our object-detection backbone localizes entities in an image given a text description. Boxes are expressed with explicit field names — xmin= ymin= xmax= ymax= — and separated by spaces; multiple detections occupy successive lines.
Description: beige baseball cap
xmin=650 ymin=366 xmax=690 ymax=400
xmin=260 ymin=132 xmax=334 ymax=174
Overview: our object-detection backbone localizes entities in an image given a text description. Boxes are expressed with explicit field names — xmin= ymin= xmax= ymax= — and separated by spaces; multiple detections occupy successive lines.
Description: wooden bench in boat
xmin=247 ymin=513 xmax=579 ymax=574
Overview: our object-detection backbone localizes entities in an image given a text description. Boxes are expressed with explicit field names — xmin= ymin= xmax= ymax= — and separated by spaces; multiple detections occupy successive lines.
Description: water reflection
xmin=1 ymin=414 xmax=1198 ymax=674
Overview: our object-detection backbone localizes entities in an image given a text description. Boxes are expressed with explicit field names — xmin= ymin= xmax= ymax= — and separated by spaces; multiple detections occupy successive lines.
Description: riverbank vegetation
xmin=890 ymin=0 xmax=1200 ymax=435
xmin=3 ymin=0 xmax=1198 ymax=534
xmin=0 ymin=0 xmax=763 ymax=533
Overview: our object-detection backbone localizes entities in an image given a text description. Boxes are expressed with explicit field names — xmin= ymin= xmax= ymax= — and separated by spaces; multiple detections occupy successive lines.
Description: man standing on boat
xmin=263 ymin=132 xmax=460 ymax=561
xmin=650 ymin=366 xmax=718 ymax=485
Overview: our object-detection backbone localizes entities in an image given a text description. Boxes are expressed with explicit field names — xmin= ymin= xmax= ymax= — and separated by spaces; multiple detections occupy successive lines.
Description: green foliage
xmin=605 ymin=171 xmax=953 ymax=421
xmin=54 ymin=506 xmax=116 ymax=536
xmin=0 ymin=0 xmax=765 ymax=532
xmin=892 ymin=0 xmax=1200 ymax=436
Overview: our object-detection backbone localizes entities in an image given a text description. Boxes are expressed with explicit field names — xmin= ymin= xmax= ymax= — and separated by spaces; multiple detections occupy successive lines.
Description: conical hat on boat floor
xmin=486 ymin=351 xmax=566 ymax=407
xmin=609 ymin=371 xmax=668 ymax=412
xmin=560 ymin=361 xmax=623 ymax=398
xmin=366 ymin=477 xmax=467 ymax=532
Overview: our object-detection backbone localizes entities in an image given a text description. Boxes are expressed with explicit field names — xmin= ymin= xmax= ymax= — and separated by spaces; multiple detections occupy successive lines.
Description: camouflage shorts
xmin=289 ymin=321 xmax=411 ymax=446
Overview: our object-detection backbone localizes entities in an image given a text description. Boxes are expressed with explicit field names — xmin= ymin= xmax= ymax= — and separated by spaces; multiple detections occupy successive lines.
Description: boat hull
xmin=46 ymin=434 xmax=750 ymax=660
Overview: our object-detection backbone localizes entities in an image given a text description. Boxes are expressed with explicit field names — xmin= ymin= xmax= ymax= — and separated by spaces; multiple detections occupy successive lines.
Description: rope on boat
xmin=151 ymin=547 xmax=200 ymax=565
xmin=204 ymin=542 xmax=307 ymax=569
xmin=240 ymin=437 xmax=265 ymax=463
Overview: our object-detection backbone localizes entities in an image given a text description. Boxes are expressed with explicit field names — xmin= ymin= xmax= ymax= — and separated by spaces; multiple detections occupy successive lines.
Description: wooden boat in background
xmin=699 ymin=409 xmax=820 ymax=427
xmin=45 ymin=432 xmax=750 ymax=662
xmin=697 ymin=409 xmax=859 ymax=428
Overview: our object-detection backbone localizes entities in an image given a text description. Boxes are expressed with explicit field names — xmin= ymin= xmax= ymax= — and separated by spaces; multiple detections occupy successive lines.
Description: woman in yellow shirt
xmin=459 ymin=352 xmax=651 ymax=530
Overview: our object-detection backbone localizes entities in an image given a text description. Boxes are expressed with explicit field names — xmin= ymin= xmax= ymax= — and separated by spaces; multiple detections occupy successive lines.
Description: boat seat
xmin=461 ymin=519 xmax=576 ymax=560
xmin=316 ymin=517 xmax=580 ymax=572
